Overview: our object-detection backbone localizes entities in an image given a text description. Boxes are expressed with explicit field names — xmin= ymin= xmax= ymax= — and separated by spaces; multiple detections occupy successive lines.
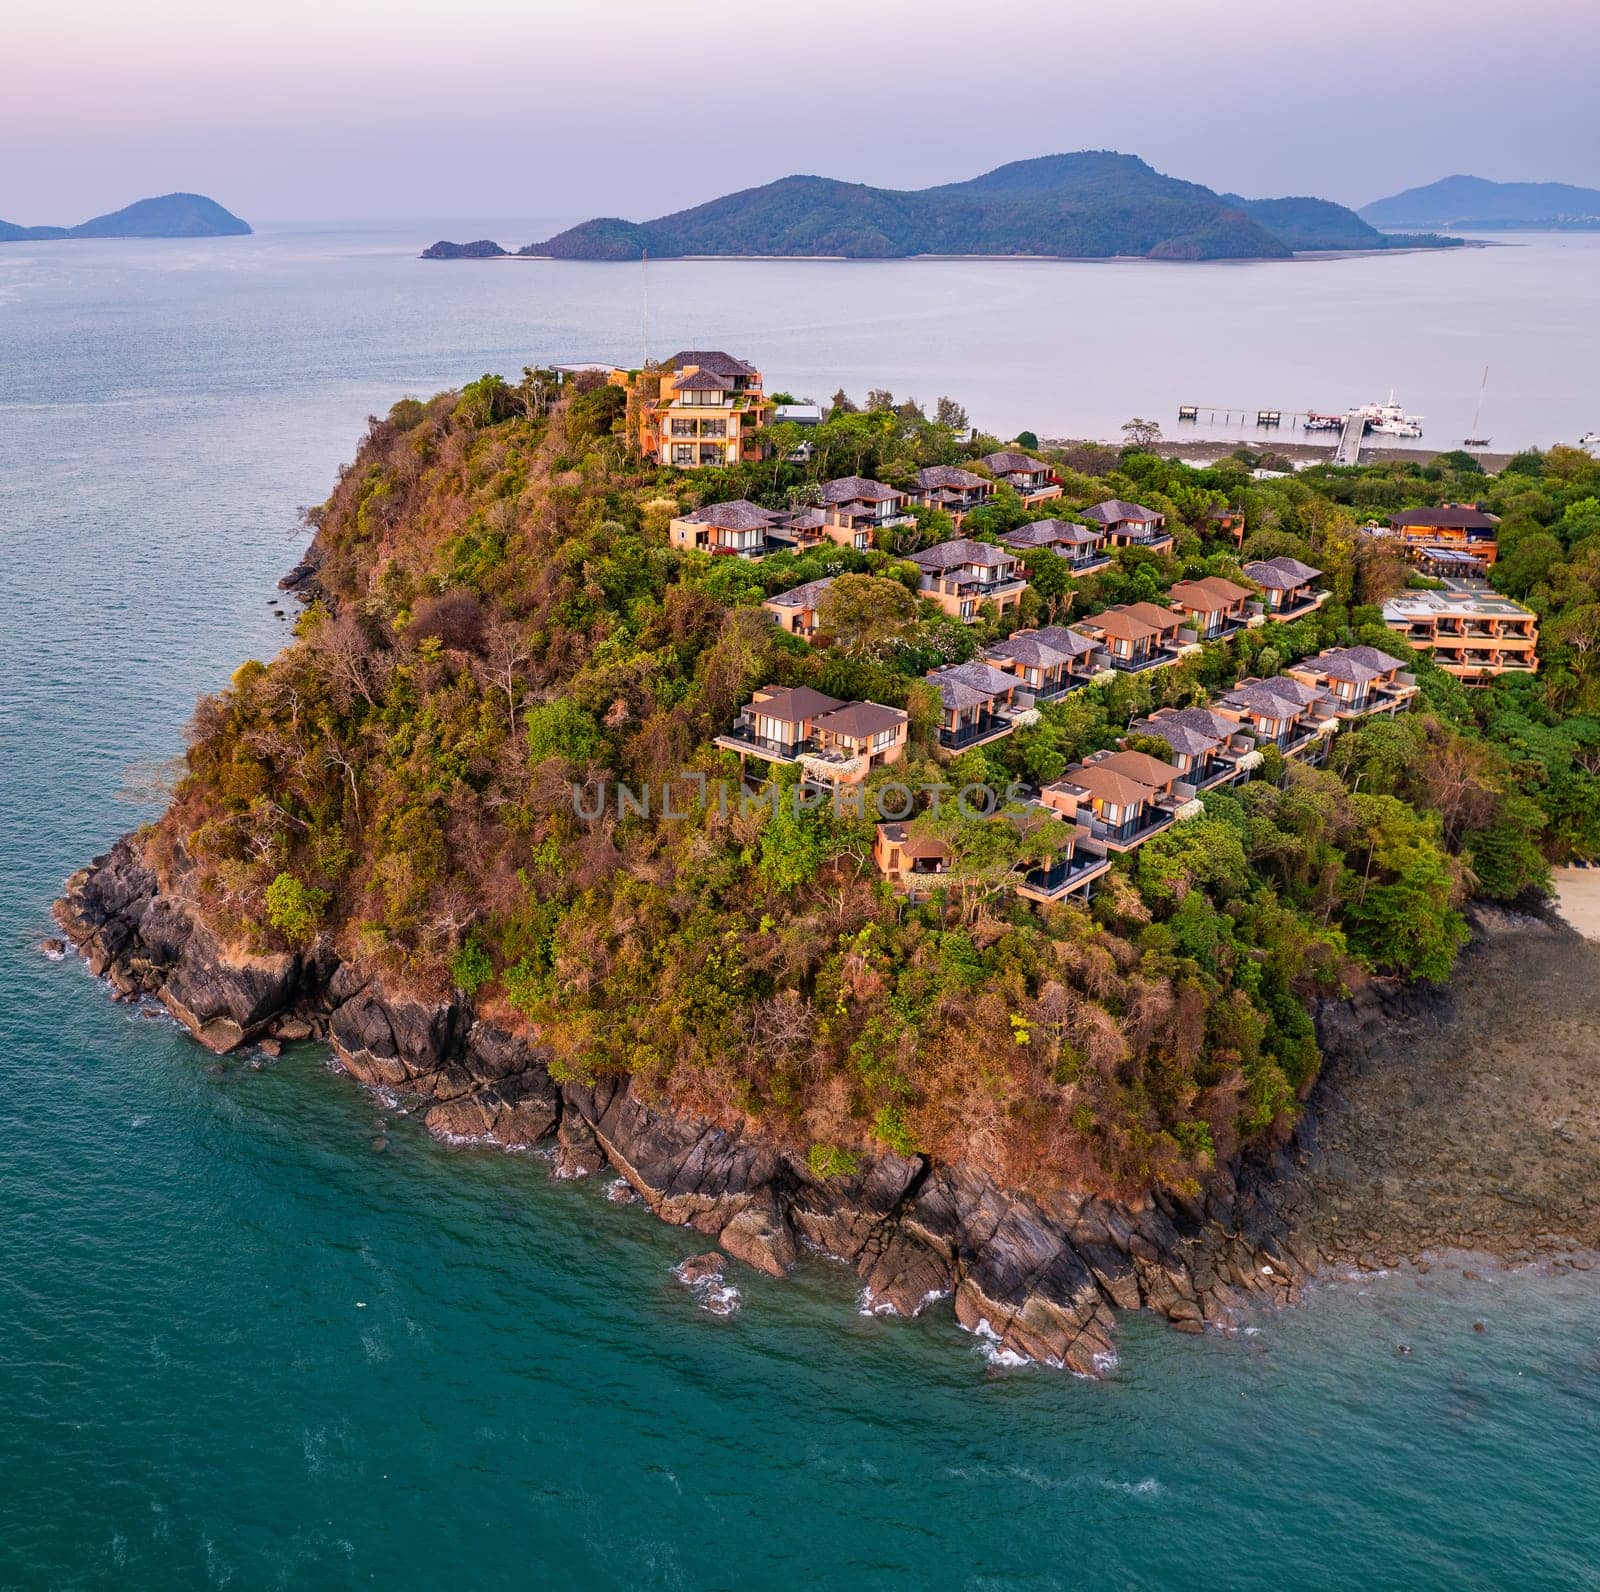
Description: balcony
xmin=1031 ymin=673 xmax=1093 ymax=703
xmin=714 ymin=724 xmax=810 ymax=761
xmin=1091 ymin=802 xmax=1181 ymax=850
xmin=938 ymin=711 xmax=1015 ymax=751
xmin=1018 ymin=848 xmax=1112 ymax=902
xmin=1108 ymin=646 xmax=1179 ymax=674
xmin=1066 ymin=552 xmax=1113 ymax=575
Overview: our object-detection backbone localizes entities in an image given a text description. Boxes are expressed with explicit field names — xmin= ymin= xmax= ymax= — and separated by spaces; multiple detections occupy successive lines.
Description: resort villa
xmin=924 ymin=660 xmax=1030 ymax=751
xmin=909 ymin=538 xmax=1028 ymax=622
xmin=617 ymin=351 xmax=772 ymax=468
xmin=1073 ymin=604 xmax=1181 ymax=672
xmin=812 ymin=476 xmax=917 ymax=549
xmin=1212 ymin=676 xmax=1333 ymax=757
xmin=1129 ymin=706 xmax=1253 ymax=790
xmin=1081 ymin=500 xmax=1175 ymax=553
xmin=873 ymin=822 xmax=955 ymax=887
xmin=1286 ymin=647 xmax=1419 ymax=719
xmin=980 ymin=450 xmax=1063 ymax=506
xmin=984 ymin=626 xmax=1100 ymax=700
xmin=1244 ymin=557 xmax=1327 ymax=618
xmin=910 ymin=465 xmax=997 ymax=525
xmin=1040 ymin=749 xmax=1186 ymax=852
xmin=716 ymin=686 xmax=907 ymax=784
xmin=762 ymin=577 xmax=835 ymax=638
xmin=1386 ymin=504 xmax=1502 ymax=566
xmin=1167 ymin=575 xmax=1253 ymax=639
xmin=668 ymin=499 xmax=781 ymax=556
xmin=1002 ymin=519 xmax=1112 ymax=573
xmin=1382 ymin=587 xmax=1540 ymax=684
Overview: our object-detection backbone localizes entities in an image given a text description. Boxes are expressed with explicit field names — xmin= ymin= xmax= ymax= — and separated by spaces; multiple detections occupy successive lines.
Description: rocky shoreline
xmin=54 ymin=834 xmax=1317 ymax=1376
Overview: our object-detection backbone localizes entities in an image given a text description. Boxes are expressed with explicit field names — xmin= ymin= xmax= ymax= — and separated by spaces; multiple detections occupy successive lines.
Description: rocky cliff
xmin=56 ymin=834 xmax=1309 ymax=1375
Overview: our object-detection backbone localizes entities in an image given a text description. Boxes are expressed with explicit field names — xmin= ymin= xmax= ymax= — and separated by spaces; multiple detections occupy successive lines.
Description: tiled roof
xmin=766 ymin=577 xmax=835 ymax=610
xmin=1030 ymin=625 xmax=1100 ymax=658
xmin=944 ymin=660 xmax=1017 ymax=694
xmin=928 ymin=674 xmax=996 ymax=711
xmin=878 ymin=822 xmax=952 ymax=861
xmin=666 ymin=350 xmax=757 ymax=377
xmin=1096 ymin=749 xmax=1179 ymax=787
xmin=1078 ymin=608 xmax=1157 ymax=643
xmin=819 ymin=475 xmax=904 ymax=505
xmin=911 ymin=538 xmax=1016 ymax=571
xmin=986 ymin=631 xmax=1082 ymax=668
xmin=1301 ymin=646 xmax=1404 ymax=684
xmin=1245 ymin=556 xmax=1321 ymax=589
xmin=1159 ymin=706 xmax=1236 ymax=741
xmin=1081 ymin=499 xmax=1162 ymax=526
xmin=1003 ymin=519 xmax=1100 ymax=549
xmin=1169 ymin=576 xmax=1251 ymax=610
xmin=915 ymin=465 xmax=989 ymax=490
xmin=671 ymin=370 xmax=735 ymax=392
xmin=1057 ymin=764 xmax=1154 ymax=808
xmin=751 ymin=685 xmax=843 ymax=723
xmin=814 ymin=701 xmax=907 ymax=739
xmin=683 ymin=499 xmax=777 ymax=530
xmin=1122 ymin=601 xmax=1183 ymax=632
xmin=982 ymin=450 xmax=1049 ymax=475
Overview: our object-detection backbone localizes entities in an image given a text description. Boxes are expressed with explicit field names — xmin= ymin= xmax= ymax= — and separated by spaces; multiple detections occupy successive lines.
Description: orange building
xmin=1381 ymin=588 xmax=1539 ymax=685
xmin=1387 ymin=504 xmax=1501 ymax=565
xmin=616 ymin=350 xmax=773 ymax=468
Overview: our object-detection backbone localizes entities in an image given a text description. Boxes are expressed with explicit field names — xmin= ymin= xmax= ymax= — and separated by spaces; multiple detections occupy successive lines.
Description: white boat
xmin=1581 ymin=431 xmax=1600 ymax=449
xmin=1348 ymin=392 xmax=1424 ymax=439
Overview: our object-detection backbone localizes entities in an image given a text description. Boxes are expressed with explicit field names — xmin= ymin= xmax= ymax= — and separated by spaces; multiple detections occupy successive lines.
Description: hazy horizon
xmin=8 ymin=0 xmax=1598 ymax=226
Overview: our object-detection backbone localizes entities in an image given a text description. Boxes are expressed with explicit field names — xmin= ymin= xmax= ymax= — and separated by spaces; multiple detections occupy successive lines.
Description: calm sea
xmin=3 ymin=225 xmax=1598 ymax=1589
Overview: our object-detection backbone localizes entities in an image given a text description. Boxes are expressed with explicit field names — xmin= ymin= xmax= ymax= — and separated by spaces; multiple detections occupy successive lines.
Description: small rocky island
xmin=54 ymin=368 xmax=1599 ymax=1371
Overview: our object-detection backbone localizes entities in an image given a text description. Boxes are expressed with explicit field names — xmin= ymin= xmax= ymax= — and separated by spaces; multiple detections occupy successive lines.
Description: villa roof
xmin=813 ymin=701 xmax=907 ymax=740
xmin=671 ymin=369 xmax=735 ymax=392
xmin=1003 ymin=519 xmax=1101 ymax=550
xmin=911 ymin=538 xmax=1016 ymax=571
xmin=1302 ymin=646 xmax=1404 ymax=684
xmin=1082 ymin=499 xmax=1162 ymax=526
xmin=982 ymin=450 xmax=1049 ymax=475
xmin=915 ymin=465 xmax=989 ymax=490
xmin=683 ymin=499 xmax=777 ymax=530
xmin=1220 ymin=678 xmax=1312 ymax=718
xmin=986 ymin=632 xmax=1081 ymax=668
xmin=878 ymin=822 xmax=953 ymax=861
xmin=766 ymin=577 xmax=835 ymax=610
xmin=751 ymin=685 xmax=843 ymax=724
xmin=1079 ymin=608 xmax=1157 ymax=643
xmin=667 ymin=350 xmax=757 ymax=377
xmin=819 ymin=475 xmax=904 ymax=505
xmin=1057 ymin=764 xmax=1155 ymax=809
xmin=1169 ymin=576 xmax=1251 ymax=610
xmin=1030 ymin=625 xmax=1100 ymax=659
xmin=944 ymin=660 xmax=1017 ymax=694
xmin=1122 ymin=601 xmax=1184 ymax=633
xmin=1157 ymin=705 xmax=1236 ymax=742
xmin=1245 ymin=556 xmax=1322 ymax=589
xmin=928 ymin=674 xmax=996 ymax=711
xmin=1096 ymin=749 xmax=1180 ymax=787
xmin=778 ymin=506 xmax=829 ymax=531
xmin=1130 ymin=714 xmax=1218 ymax=758
xmin=1390 ymin=505 xmax=1500 ymax=531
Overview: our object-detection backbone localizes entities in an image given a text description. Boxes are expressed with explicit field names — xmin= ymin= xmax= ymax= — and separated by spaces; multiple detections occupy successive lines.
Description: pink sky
xmin=6 ymin=0 xmax=1598 ymax=224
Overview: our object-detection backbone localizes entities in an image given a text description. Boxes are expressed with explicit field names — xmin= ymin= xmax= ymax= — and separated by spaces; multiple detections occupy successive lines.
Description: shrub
xmin=264 ymin=872 xmax=328 ymax=947
xmin=806 ymin=1144 xmax=862 ymax=1179
xmin=450 ymin=933 xmax=493 ymax=996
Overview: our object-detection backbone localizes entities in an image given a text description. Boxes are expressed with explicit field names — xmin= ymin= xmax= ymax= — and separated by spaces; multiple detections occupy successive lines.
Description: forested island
xmin=57 ymin=372 xmax=1600 ymax=1369
xmin=0 ymin=192 xmax=251 ymax=242
xmin=422 ymin=152 xmax=1458 ymax=261
xmin=1362 ymin=175 xmax=1600 ymax=231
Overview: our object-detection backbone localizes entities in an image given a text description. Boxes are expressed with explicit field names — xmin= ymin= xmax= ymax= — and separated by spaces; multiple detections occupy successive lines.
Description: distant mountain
xmin=422 ymin=238 xmax=508 ymax=259
xmin=420 ymin=152 xmax=1457 ymax=263
xmin=0 ymin=193 xmax=251 ymax=243
xmin=1361 ymin=175 xmax=1600 ymax=231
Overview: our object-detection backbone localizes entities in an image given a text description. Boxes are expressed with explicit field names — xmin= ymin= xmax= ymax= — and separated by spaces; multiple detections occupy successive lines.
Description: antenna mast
xmin=641 ymin=248 xmax=650 ymax=365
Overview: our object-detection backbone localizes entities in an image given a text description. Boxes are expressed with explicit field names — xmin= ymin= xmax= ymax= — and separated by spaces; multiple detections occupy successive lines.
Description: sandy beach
xmin=1552 ymin=866 xmax=1600 ymax=940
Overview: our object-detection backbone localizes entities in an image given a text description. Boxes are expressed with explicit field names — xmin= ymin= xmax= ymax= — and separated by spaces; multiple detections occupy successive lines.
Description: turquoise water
xmin=3 ymin=227 xmax=1599 ymax=1588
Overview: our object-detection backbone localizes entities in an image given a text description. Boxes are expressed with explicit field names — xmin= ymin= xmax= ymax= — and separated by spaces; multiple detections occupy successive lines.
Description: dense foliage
xmin=155 ymin=374 xmax=1600 ymax=1202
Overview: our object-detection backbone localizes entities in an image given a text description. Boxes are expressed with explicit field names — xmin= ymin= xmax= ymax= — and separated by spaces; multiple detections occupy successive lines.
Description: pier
xmin=1177 ymin=405 xmax=1322 ymax=430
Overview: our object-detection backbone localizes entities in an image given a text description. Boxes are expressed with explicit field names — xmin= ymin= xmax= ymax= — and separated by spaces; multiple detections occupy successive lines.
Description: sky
xmin=7 ymin=0 xmax=1599 ymax=227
